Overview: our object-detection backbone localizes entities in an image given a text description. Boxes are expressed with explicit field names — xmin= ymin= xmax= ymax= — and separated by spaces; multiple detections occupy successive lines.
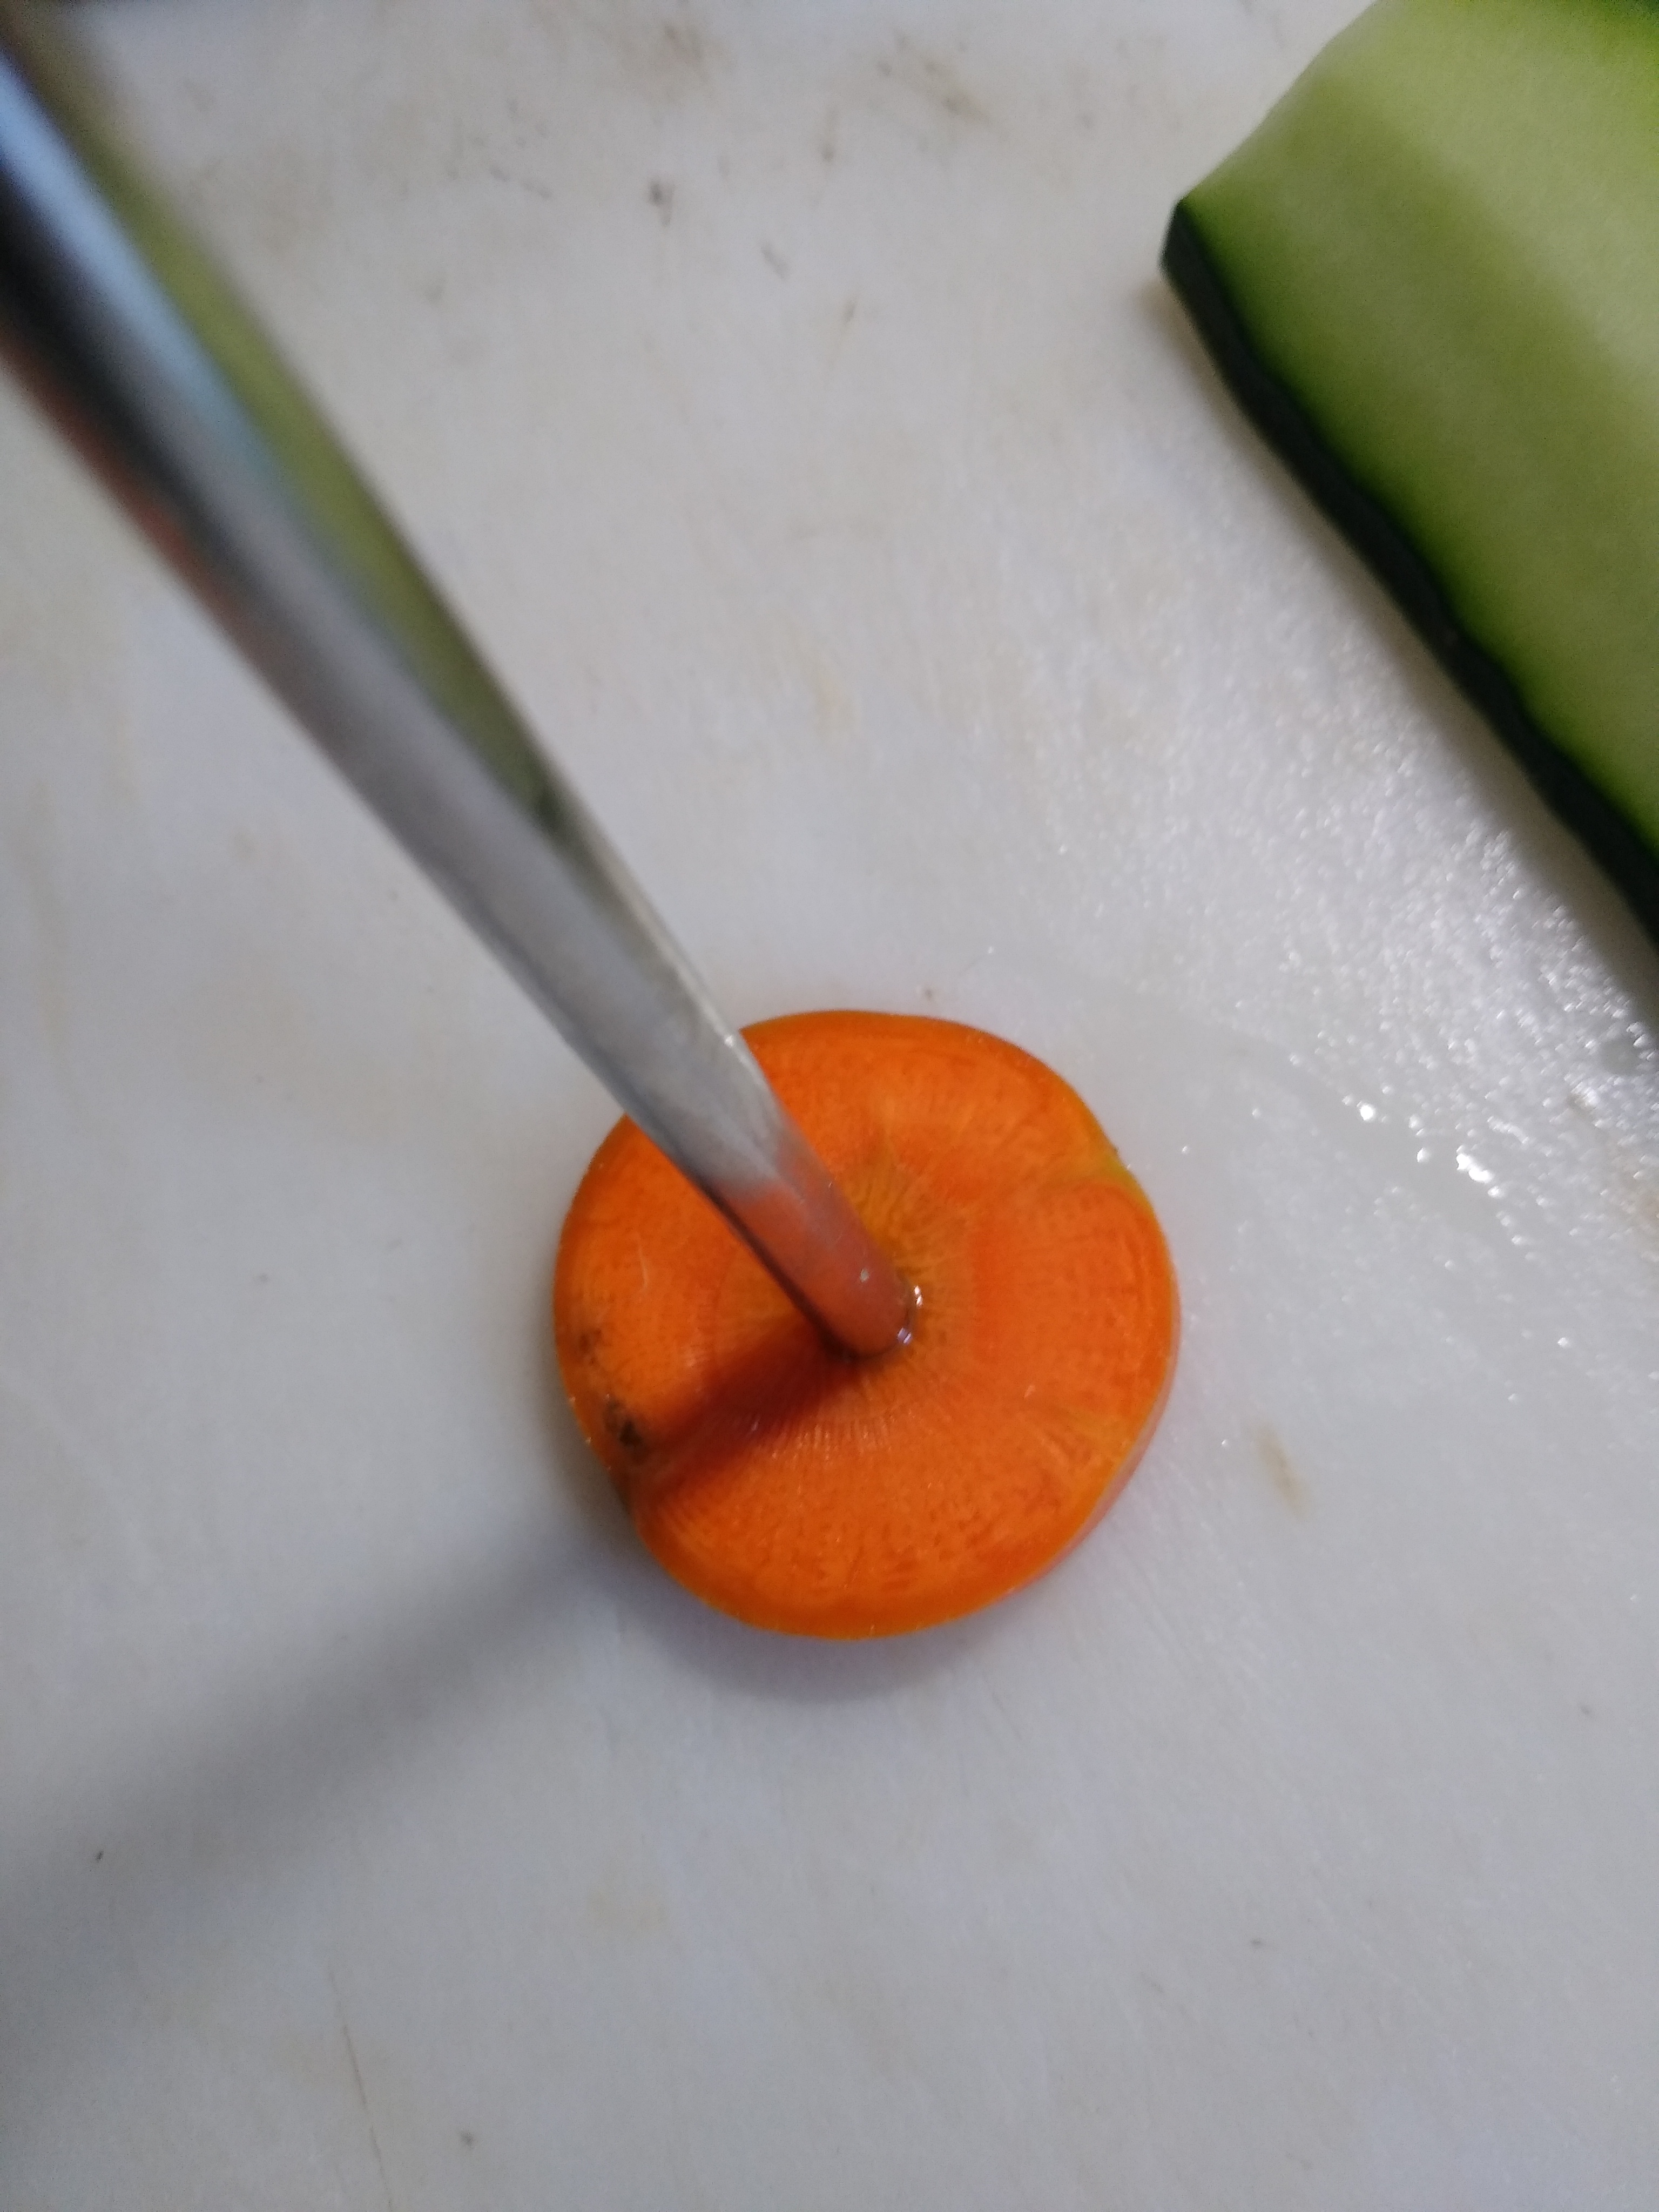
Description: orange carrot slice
xmin=553 ymin=1011 xmax=1178 ymax=1638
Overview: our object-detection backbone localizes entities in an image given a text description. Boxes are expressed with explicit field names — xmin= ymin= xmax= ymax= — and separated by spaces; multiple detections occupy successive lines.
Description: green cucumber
xmin=1163 ymin=0 xmax=1659 ymax=941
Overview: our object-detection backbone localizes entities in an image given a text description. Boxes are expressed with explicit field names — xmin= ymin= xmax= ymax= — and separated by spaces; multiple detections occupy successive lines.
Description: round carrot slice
xmin=552 ymin=1011 xmax=1178 ymax=1638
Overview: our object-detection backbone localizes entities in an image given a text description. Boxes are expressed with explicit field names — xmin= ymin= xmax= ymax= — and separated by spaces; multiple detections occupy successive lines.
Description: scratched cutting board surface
xmin=2 ymin=1 xmax=1657 ymax=2204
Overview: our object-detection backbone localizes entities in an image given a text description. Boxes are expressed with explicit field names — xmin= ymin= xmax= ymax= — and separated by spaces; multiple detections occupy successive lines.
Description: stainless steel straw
xmin=0 ymin=2 xmax=909 ymax=1357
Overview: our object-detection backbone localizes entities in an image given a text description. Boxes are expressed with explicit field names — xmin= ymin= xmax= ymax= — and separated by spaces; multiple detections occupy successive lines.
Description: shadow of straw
xmin=0 ymin=1513 xmax=590 ymax=2127
xmin=0 ymin=1312 xmax=999 ymax=2136
xmin=535 ymin=1291 xmax=1008 ymax=1703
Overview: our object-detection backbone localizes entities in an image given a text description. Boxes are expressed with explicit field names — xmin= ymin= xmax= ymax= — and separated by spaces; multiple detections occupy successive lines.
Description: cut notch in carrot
xmin=552 ymin=1010 xmax=1178 ymax=1638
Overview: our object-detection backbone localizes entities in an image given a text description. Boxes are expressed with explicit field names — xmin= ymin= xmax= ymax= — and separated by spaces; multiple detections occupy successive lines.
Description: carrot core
xmin=552 ymin=1010 xmax=1178 ymax=1638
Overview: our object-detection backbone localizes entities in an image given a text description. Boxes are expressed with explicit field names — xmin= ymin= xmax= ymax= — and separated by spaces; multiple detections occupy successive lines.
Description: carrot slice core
xmin=552 ymin=1011 xmax=1178 ymax=1637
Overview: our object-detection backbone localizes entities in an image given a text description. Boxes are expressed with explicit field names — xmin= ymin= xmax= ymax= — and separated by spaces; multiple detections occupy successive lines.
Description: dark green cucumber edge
xmin=1162 ymin=200 xmax=1659 ymax=947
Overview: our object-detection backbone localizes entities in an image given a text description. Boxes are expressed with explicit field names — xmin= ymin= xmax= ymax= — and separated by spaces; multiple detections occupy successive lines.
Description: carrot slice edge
xmin=552 ymin=1010 xmax=1178 ymax=1637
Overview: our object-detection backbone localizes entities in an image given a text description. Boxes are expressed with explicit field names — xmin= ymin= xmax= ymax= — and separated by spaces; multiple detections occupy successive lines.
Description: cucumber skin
xmin=1163 ymin=159 xmax=1659 ymax=948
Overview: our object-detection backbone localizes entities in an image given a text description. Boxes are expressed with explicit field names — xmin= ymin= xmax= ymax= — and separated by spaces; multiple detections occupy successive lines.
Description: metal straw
xmin=0 ymin=2 xmax=909 ymax=1357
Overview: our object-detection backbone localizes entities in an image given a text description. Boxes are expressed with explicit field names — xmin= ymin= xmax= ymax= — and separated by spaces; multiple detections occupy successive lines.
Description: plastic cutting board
xmin=1 ymin=2 xmax=1655 ymax=2204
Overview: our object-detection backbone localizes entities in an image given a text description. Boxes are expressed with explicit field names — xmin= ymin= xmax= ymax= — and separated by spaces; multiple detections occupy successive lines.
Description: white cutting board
xmin=3 ymin=1 xmax=1656 ymax=2204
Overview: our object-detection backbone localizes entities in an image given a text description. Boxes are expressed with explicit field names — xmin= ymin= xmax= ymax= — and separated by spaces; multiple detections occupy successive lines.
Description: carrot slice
xmin=552 ymin=1011 xmax=1178 ymax=1638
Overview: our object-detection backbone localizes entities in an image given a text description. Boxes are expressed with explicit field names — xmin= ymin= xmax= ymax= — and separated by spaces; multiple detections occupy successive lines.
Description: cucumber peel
xmin=1164 ymin=0 xmax=1659 ymax=940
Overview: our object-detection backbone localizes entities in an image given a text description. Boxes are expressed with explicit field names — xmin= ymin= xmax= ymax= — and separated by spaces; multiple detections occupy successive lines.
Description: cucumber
xmin=1163 ymin=0 xmax=1659 ymax=942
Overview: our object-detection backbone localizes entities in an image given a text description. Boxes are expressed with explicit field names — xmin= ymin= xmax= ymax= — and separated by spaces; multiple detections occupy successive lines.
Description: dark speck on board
xmin=1255 ymin=1422 xmax=1311 ymax=1518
